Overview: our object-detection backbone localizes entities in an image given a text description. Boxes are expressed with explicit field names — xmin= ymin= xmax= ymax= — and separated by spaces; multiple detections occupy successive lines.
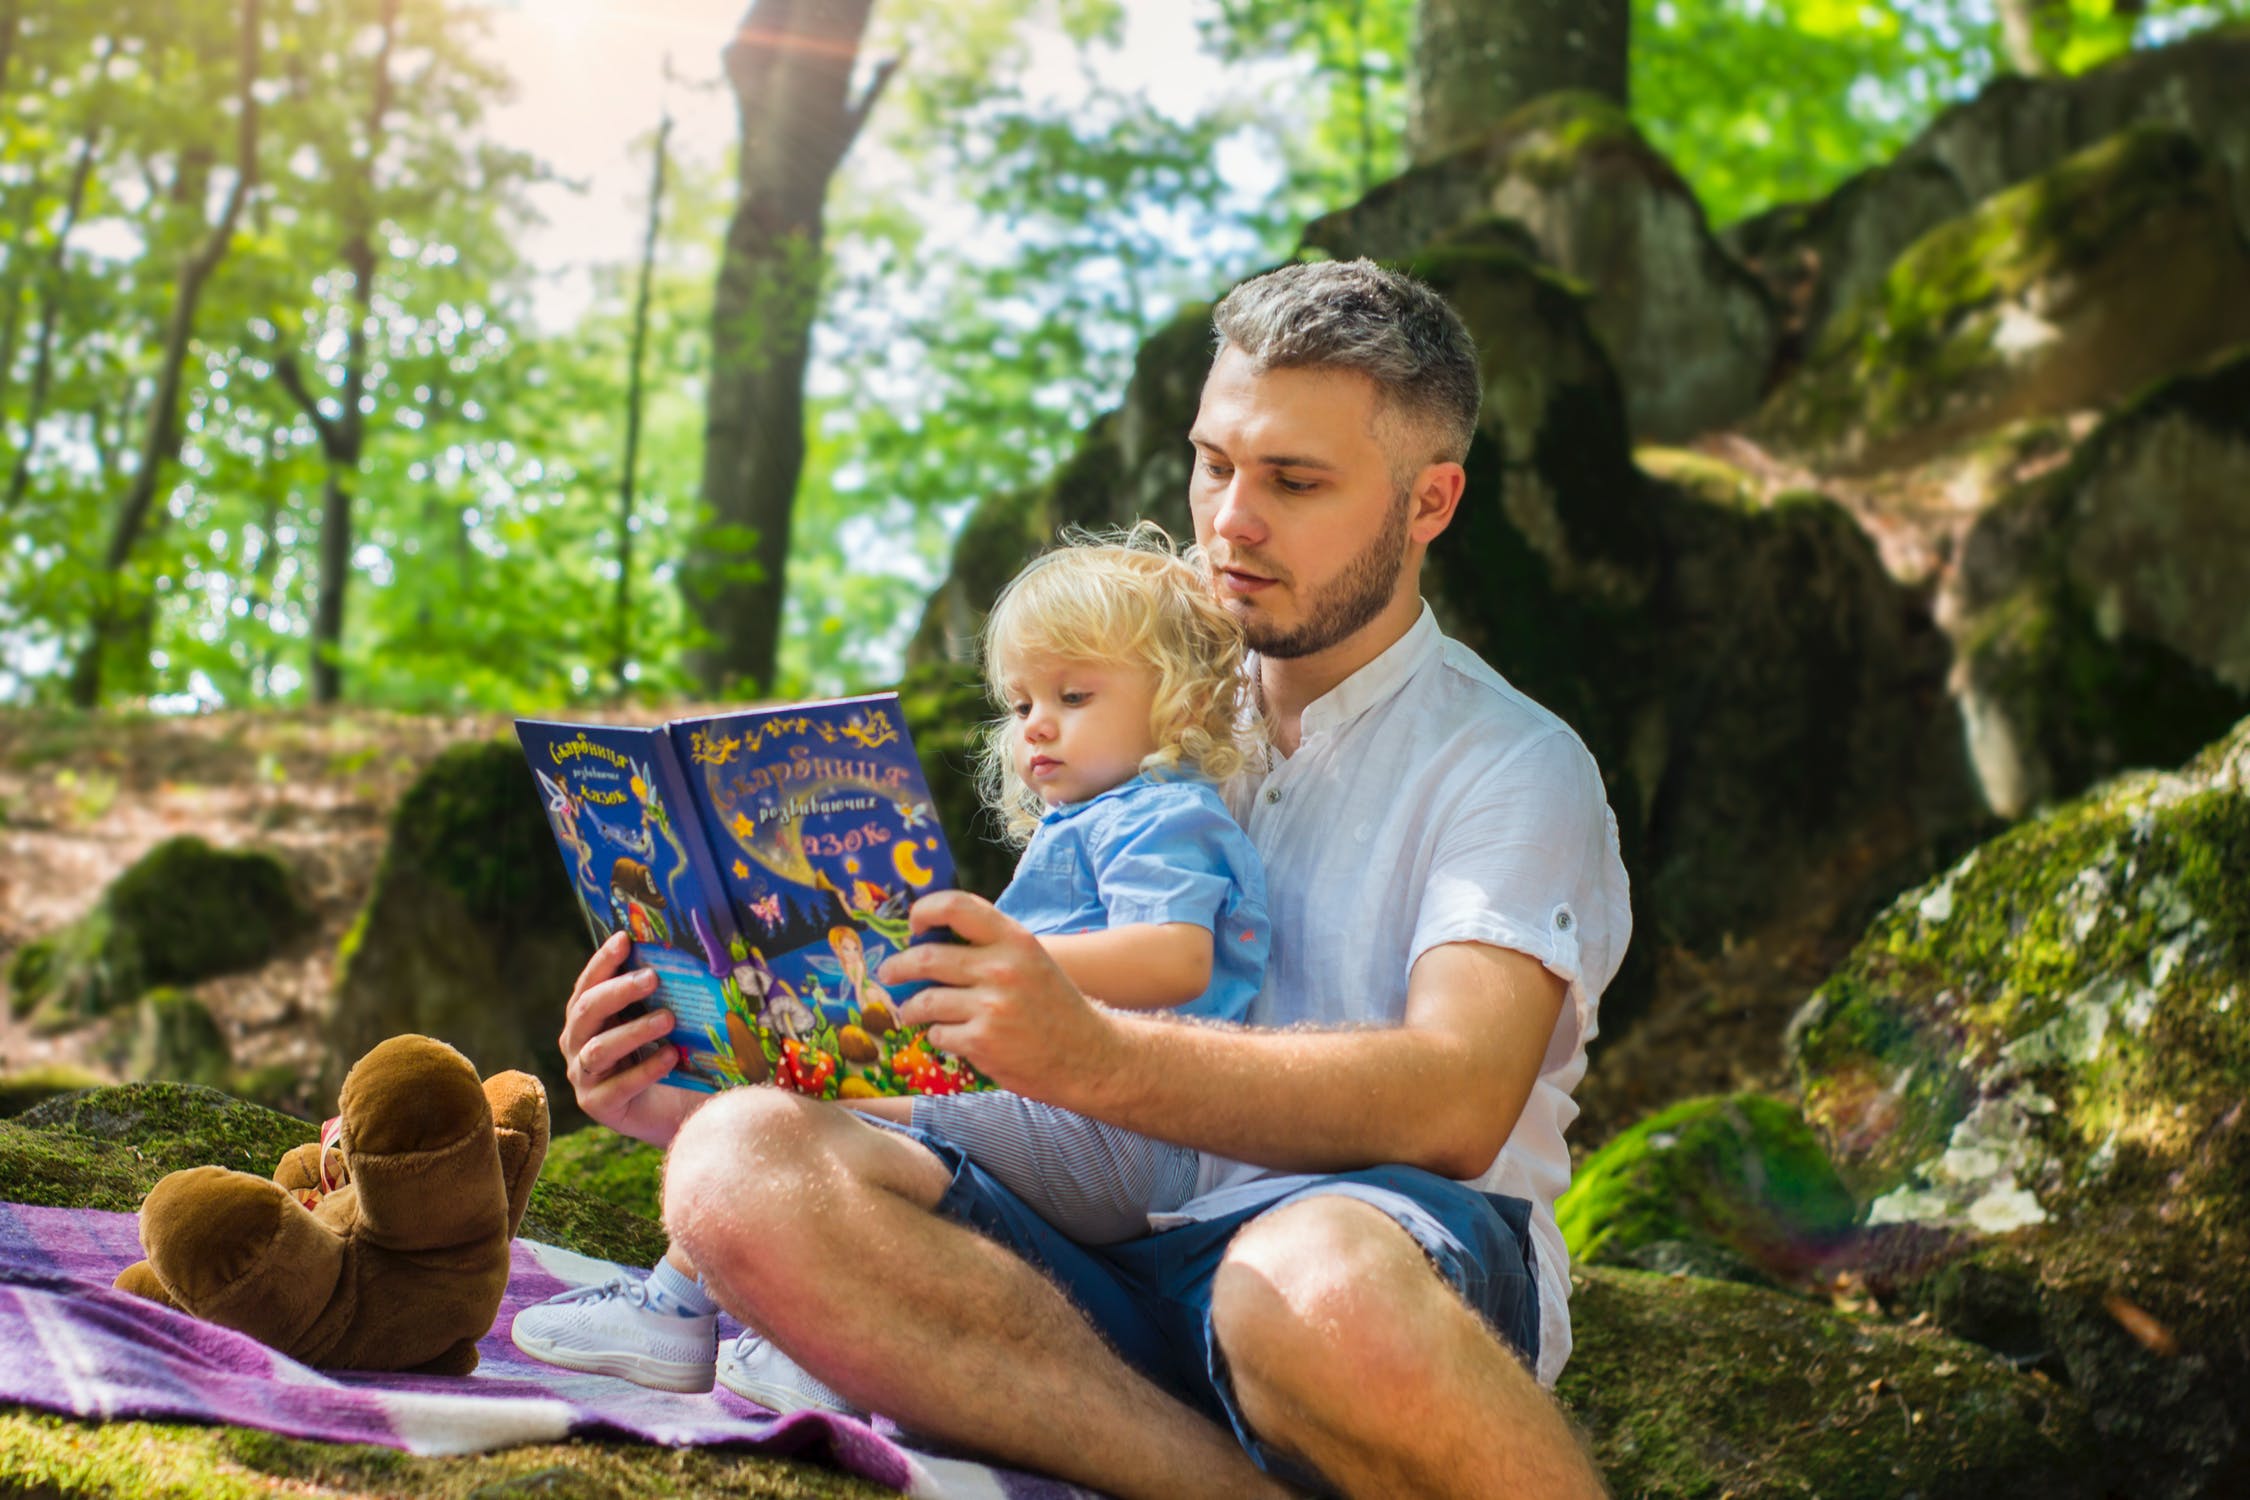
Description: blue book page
xmin=667 ymin=692 xmax=986 ymax=1098
xmin=512 ymin=719 xmax=747 ymax=1094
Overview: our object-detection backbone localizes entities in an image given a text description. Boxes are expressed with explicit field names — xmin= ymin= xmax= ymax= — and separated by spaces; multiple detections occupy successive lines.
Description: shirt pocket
xmin=1012 ymin=838 xmax=1099 ymax=924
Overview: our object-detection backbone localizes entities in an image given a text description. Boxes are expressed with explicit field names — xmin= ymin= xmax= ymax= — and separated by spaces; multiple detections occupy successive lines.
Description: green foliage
xmin=5 ymin=0 xmax=2245 ymax=708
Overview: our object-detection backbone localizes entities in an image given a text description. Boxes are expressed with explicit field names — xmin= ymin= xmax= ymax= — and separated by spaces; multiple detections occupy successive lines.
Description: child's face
xmin=1002 ymin=653 xmax=1162 ymax=808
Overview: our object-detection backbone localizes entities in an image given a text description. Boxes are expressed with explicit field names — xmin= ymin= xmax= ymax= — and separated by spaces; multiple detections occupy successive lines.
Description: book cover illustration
xmin=515 ymin=695 xmax=985 ymax=1100
xmin=670 ymin=694 xmax=982 ymax=1100
xmin=515 ymin=718 xmax=747 ymax=1094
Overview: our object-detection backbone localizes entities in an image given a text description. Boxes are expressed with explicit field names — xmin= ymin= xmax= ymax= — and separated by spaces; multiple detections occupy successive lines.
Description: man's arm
xmin=1038 ymin=923 xmax=1213 ymax=1011
xmin=884 ymin=893 xmax=1564 ymax=1178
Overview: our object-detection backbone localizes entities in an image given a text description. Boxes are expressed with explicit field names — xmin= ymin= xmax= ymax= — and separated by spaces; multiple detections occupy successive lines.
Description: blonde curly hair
xmin=976 ymin=523 xmax=1262 ymax=846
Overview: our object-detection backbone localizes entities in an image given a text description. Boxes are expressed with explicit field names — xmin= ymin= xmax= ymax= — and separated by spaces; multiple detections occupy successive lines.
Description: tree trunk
xmin=615 ymin=101 xmax=672 ymax=696
xmin=68 ymin=0 xmax=259 ymax=708
xmin=684 ymin=0 xmax=897 ymax=695
xmin=0 ymin=0 xmax=20 ymax=102
xmin=1408 ymin=0 xmax=1628 ymax=164
xmin=7 ymin=45 xmax=112 ymax=513
xmin=284 ymin=0 xmax=397 ymax=706
xmin=1995 ymin=0 xmax=2060 ymax=77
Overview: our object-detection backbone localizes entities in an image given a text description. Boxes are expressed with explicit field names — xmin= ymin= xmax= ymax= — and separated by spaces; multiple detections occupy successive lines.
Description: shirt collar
xmin=1039 ymin=770 xmax=1159 ymax=826
xmin=1294 ymin=602 xmax=1442 ymax=744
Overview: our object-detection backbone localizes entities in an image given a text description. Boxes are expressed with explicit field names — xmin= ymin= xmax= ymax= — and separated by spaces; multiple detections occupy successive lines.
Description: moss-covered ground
xmin=1561 ymin=1266 xmax=2095 ymax=1499
xmin=0 ymin=1409 xmax=892 ymax=1499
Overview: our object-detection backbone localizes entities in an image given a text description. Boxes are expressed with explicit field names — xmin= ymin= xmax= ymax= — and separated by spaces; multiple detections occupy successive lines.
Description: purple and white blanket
xmin=0 ymin=1201 xmax=1096 ymax=1499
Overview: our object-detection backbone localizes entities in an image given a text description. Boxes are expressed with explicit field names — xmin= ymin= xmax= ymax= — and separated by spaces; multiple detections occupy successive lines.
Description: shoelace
xmin=551 ymin=1275 xmax=654 ymax=1311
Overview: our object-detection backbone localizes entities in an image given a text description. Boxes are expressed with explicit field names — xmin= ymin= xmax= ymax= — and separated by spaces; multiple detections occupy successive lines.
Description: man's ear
xmin=1410 ymin=461 xmax=1467 ymax=544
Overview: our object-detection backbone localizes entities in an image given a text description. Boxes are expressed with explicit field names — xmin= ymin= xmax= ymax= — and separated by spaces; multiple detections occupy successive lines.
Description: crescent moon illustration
xmin=893 ymin=838 xmax=936 ymax=888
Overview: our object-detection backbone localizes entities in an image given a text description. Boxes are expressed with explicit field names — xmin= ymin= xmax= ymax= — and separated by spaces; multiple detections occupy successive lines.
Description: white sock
xmin=644 ymin=1256 xmax=720 ymax=1317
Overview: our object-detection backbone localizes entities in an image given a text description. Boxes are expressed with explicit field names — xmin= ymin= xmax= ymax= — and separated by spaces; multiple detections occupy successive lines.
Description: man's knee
xmin=662 ymin=1088 xmax=834 ymax=1267
xmin=1210 ymin=1195 xmax=1453 ymax=1406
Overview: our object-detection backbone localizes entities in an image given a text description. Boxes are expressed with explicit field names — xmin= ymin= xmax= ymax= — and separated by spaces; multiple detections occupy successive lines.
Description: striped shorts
xmin=910 ymin=1090 xmax=1200 ymax=1244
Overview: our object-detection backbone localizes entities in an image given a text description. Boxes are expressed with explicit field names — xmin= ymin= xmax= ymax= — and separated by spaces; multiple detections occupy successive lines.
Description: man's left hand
xmin=878 ymin=890 xmax=1117 ymax=1100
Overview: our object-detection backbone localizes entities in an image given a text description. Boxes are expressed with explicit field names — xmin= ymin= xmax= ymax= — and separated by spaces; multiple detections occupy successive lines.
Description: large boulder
xmin=1946 ymin=350 xmax=2250 ymax=816
xmin=328 ymin=742 xmax=590 ymax=1126
xmin=1727 ymin=26 xmax=2250 ymax=354
xmin=1790 ymin=715 xmax=2250 ymax=1498
xmin=4 ymin=835 xmax=310 ymax=1032
xmin=912 ymin=230 xmax=1981 ymax=1035
xmin=1307 ymin=93 xmax=1779 ymax=444
xmin=1758 ymin=126 xmax=2250 ymax=475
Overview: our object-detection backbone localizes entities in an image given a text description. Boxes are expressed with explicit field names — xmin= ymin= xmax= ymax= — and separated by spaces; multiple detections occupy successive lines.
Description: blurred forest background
xmin=6 ymin=2 xmax=2250 ymax=1496
xmin=1 ymin=0 xmax=2232 ymax=710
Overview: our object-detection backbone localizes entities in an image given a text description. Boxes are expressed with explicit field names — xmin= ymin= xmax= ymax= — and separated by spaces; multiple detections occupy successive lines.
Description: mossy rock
xmin=6 ymin=835 xmax=309 ymax=1029
xmin=114 ymin=986 xmax=234 ymax=1090
xmin=1557 ymin=1093 xmax=1858 ymax=1284
xmin=330 ymin=741 xmax=591 ymax=1126
xmin=1561 ymin=1266 xmax=2097 ymax=1498
xmin=1761 ymin=126 xmax=2250 ymax=472
xmin=0 ymin=1064 xmax=103 ymax=1119
xmin=1726 ymin=27 xmax=2250 ymax=356
xmin=1308 ymin=92 xmax=1779 ymax=443
xmin=1947 ymin=348 xmax=2250 ymax=817
xmin=1791 ymin=713 xmax=2250 ymax=1497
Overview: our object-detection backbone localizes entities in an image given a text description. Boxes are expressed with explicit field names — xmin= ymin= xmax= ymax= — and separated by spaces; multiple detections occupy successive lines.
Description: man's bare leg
xmin=663 ymin=1087 xmax=1292 ymax=1500
xmin=1213 ymin=1195 xmax=1608 ymax=1499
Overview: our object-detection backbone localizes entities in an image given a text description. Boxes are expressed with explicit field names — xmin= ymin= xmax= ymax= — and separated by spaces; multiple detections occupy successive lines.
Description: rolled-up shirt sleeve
xmin=1408 ymin=729 xmax=1626 ymax=1052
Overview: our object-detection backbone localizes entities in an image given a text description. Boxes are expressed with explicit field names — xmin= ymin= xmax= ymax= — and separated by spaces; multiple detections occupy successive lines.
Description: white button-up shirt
xmin=1157 ymin=603 xmax=1631 ymax=1387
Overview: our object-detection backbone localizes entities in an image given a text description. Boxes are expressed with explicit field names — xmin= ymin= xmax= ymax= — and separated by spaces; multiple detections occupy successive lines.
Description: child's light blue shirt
xmin=994 ymin=773 xmax=1269 ymax=1023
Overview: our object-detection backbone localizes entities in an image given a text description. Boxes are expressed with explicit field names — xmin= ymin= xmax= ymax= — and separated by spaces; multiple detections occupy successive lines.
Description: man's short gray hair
xmin=1210 ymin=259 xmax=1482 ymax=468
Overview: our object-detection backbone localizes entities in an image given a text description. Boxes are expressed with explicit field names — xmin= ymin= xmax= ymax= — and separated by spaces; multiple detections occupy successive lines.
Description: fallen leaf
xmin=2104 ymin=1293 xmax=2180 ymax=1356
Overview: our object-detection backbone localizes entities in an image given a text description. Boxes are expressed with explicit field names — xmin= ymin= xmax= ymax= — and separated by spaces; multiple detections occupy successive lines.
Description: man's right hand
xmin=561 ymin=932 xmax=701 ymax=1147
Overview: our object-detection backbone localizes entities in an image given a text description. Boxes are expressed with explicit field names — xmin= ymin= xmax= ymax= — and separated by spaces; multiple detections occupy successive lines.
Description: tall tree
xmin=684 ymin=0 xmax=898 ymax=695
xmin=614 ymin=83 xmax=674 ymax=697
xmin=273 ymin=0 xmax=398 ymax=706
xmin=1408 ymin=0 xmax=1628 ymax=162
xmin=69 ymin=0 xmax=260 ymax=706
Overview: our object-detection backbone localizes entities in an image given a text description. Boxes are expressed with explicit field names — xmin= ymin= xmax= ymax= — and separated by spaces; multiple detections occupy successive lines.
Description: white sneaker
xmin=510 ymin=1275 xmax=718 ymax=1393
xmin=716 ymin=1327 xmax=859 ymax=1416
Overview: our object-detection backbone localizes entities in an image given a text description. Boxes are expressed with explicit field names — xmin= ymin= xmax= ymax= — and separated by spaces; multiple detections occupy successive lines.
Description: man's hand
xmin=560 ymin=932 xmax=702 ymax=1147
xmin=878 ymin=890 xmax=1121 ymax=1100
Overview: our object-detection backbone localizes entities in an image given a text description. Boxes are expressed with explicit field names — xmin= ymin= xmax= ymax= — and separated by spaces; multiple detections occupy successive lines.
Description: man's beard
xmin=1225 ymin=487 xmax=1413 ymax=660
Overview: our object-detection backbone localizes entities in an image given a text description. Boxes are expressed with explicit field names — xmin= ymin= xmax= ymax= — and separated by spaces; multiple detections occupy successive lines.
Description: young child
xmin=512 ymin=527 xmax=1269 ymax=1406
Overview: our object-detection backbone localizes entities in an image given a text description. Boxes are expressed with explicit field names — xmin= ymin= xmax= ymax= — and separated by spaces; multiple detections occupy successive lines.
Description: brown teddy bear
xmin=113 ymin=1034 xmax=549 ymax=1374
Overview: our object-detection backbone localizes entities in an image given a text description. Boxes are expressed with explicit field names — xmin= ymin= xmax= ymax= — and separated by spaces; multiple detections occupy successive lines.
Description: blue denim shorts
xmin=869 ymin=1118 xmax=1539 ymax=1492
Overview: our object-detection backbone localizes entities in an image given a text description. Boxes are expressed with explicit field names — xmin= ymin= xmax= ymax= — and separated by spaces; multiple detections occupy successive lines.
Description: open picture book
xmin=515 ymin=693 xmax=987 ymax=1098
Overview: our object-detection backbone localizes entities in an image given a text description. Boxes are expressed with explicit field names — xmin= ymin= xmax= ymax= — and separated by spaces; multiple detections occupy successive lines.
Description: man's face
xmin=1187 ymin=347 xmax=1416 ymax=661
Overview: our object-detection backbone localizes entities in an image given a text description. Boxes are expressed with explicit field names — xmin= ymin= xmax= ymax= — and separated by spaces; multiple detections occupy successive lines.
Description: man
xmin=560 ymin=260 xmax=1628 ymax=1498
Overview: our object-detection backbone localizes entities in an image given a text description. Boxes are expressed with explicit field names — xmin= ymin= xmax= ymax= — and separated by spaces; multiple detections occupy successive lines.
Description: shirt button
xmin=1263 ymin=787 xmax=1282 ymax=805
